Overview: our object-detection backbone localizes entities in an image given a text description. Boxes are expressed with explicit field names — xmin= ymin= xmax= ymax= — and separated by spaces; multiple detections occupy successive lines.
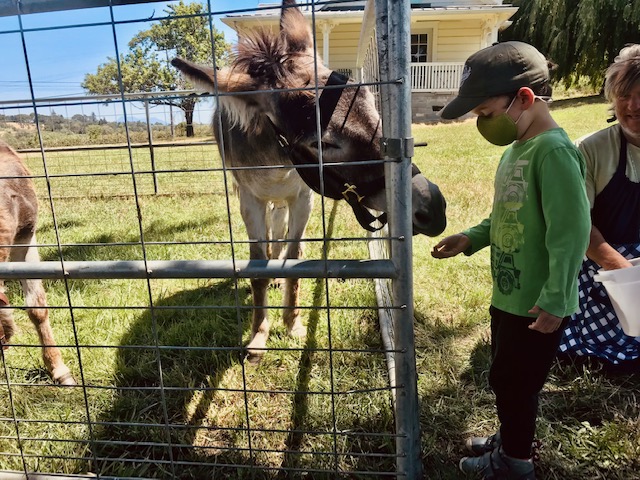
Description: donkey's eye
xmin=321 ymin=141 xmax=339 ymax=150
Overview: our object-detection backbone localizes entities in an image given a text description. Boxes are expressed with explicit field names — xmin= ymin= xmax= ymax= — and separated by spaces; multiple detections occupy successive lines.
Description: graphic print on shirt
xmin=492 ymin=159 xmax=528 ymax=295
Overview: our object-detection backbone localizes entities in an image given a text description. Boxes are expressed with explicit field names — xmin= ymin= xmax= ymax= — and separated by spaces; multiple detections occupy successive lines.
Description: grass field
xmin=1 ymin=95 xmax=640 ymax=479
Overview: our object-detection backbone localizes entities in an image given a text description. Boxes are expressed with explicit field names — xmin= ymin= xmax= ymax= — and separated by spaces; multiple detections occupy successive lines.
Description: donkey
xmin=0 ymin=141 xmax=75 ymax=385
xmin=172 ymin=0 xmax=446 ymax=363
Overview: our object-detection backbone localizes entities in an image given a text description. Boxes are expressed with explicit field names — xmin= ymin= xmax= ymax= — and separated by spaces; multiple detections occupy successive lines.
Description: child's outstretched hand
xmin=528 ymin=306 xmax=563 ymax=333
xmin=431 ymin=233 xmax=471 ymax=258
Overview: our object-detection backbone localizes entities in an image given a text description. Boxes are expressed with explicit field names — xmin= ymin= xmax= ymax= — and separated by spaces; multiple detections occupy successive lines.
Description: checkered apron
xmin=559 ymin=243 xmax=640 ymax=364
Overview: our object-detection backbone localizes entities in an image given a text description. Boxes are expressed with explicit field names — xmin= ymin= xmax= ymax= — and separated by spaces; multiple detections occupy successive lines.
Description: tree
xmin=82 ymin=1 xmax=230 ymax=137
xmin=501 ymin=0 xmax=640 ymax=88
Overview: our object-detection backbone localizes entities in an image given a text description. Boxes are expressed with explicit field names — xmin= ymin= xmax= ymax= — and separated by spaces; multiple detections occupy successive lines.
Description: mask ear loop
xmin=505 ymin=94 xmax=525 ymax=125
xmin=511 ymin=87 xmax=545 ymax=125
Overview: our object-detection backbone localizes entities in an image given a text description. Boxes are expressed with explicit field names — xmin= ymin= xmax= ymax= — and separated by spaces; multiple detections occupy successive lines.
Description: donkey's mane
xmin=234 ymin=29 xmax=311 ymax=89
xmin=235 ymin=30 xmax=287 ymax=86
xmin=221 ymin=28 xmax=314 ymax=134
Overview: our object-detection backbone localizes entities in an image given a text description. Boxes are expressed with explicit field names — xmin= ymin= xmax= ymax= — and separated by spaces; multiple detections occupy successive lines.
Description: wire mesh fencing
xmin=0 ymin=0 xmax=424 ymax=478
xmin=1 ymin=93 xmax=220 ymax=198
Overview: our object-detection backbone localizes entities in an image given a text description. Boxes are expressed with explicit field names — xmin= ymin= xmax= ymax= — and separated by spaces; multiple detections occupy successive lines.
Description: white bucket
xmin=594 ymin=258 xmax=640 ymax=337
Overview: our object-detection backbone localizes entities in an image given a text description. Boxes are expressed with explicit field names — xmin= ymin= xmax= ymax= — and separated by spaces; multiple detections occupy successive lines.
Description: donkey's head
xmin=172 ymin=0 xmax=446 ymax=236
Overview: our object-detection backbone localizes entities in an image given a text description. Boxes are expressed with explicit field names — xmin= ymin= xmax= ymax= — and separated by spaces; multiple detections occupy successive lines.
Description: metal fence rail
xmin=0 ymin=0 xmax=424 ymax=478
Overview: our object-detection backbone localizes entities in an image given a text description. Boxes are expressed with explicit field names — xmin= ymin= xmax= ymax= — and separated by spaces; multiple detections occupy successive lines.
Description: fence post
xmin=375 ymin=0 xmax=424 ymax=478
xmin=144 ymin=100 xmax=159 ymax=194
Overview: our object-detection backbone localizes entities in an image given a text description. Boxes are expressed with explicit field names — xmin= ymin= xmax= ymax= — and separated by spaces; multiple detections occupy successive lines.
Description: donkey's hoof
xmin=289 ymin=323 xmax=307 ymax=339
xmin=53 ymin=368 xmax=76 ymax=386
xmin=55 ymin=372 xmax=77 ymax=386
xmin=245 ymin=350 xmax=264 ymax=365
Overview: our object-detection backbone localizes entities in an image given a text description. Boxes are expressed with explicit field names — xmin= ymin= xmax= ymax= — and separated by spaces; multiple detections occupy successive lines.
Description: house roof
xmin=319 ymin=0 xmax=366 ymax=11
xmin=221 ymin=2 xmax=517 ymax=28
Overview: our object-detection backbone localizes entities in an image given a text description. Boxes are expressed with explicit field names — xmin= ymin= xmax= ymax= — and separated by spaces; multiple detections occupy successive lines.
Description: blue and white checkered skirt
xmin=559 ymin=243 xmax=640 ymax=364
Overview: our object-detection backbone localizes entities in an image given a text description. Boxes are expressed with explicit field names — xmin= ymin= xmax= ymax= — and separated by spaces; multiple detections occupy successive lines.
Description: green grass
xmin=2 ymin=96 xmax=638 ymax=479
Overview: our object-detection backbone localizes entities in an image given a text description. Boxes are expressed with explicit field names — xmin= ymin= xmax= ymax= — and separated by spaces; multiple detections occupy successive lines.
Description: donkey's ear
xmin=279 ymin=0 xmax=312 ymax=52
xmin=172 ymin=58 xmax=255 ymax=92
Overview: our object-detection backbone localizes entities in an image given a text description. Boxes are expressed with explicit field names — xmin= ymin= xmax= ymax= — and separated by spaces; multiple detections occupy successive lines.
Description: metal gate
xmin=0 ymin=0 xmax=423 ymax=478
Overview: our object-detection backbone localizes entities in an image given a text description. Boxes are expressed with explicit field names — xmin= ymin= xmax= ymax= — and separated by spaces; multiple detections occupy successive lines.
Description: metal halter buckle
xmin=341 ymin=183 xmax=364 ymax=203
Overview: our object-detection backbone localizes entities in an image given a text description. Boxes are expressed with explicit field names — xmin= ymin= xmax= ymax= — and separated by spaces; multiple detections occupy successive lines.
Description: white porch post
xmin=481 ymin=18 xmax=500 ymax=48
xmin=320 ymin=21 xmax=336 ymax=65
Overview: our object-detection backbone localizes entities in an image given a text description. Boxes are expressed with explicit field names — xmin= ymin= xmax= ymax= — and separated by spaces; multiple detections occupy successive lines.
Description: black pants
xmin=488 ymin=306 xmax=568 ymax=459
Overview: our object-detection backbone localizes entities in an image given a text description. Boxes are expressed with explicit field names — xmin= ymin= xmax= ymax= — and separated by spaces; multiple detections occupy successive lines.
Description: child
xmin=432 ymin=41 xmax=591 ymax=479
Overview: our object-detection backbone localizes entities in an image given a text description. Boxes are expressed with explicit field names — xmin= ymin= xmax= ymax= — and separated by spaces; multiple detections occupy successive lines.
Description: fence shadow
xmin=422 ymin=320 xmax=640 ymax=479
xmin=90 ymin=279 xmax=255 ymax=478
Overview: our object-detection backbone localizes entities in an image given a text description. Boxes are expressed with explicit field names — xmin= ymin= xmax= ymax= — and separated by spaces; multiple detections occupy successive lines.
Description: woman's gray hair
xmin=604 ymin=44 xmax=640 ymax=103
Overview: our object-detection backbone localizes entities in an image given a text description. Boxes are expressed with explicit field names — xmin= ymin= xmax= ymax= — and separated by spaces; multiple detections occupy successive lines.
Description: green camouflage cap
xmin=440 ymin=41 xmax=549 ymax=120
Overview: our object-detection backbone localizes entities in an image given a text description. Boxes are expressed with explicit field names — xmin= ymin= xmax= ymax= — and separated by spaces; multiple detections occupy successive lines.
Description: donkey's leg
xmin=0 ymin=278 xmax=17 ymax=349
xmin=238 ymin=189 xmax=271 ymax=363
xmin=0 ymin=240 xmax=17 ymax=348
xmin=14 ymin=236 xmax=75 ymax=385
xmin=282 ymin=190 xmax=313 ymax=337
xmin=268 ymin=202 xmax=289 ymax=261
xmin=266 ymin=202 xmax=289 ymax=289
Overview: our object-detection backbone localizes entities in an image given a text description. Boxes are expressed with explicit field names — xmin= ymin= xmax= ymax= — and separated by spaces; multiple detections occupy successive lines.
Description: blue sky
xmin=0 ymin=0 xmax=262 ymax=123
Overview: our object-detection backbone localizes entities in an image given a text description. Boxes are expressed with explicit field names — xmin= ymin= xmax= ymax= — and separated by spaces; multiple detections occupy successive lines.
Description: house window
xmin=411 ymin=34 xmax=428 ymax=63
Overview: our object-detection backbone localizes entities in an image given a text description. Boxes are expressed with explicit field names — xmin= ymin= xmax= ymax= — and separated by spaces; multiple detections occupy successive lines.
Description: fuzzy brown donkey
xmin=0 ymin=141 xmax=74 ymax=385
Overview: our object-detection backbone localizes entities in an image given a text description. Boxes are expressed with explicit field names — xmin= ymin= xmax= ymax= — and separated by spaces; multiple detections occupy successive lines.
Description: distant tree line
xmin=0 ymin=110 xmax=211 ymax=149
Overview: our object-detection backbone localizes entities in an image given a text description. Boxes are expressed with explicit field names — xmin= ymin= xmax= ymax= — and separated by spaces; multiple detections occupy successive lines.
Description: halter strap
xmin=266 ymin=71 xmax=422 ymax=232
xmin=319 ymin=71 xmax=349 ymax=132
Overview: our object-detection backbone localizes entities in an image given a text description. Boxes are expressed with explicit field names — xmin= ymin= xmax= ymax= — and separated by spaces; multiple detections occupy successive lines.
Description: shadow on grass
xmin=421 ymin=324 xmax=640 ymax=479
xmin=544 ymin=354 xmax=640 ymax=425
xmin=550 ymin=94 xmax=606 ymax=110
xmin=40 ymin=233 xmax=141 ymax=263
xmin=88 ymin=278 xmax=278 ymax=478
xmin=39 ymin=217 xmax=218 ymax=263
xmin=413 ymin=310 xmax=494 ymax=477
xmin=276 ymin=202 xmax=397 ymax=478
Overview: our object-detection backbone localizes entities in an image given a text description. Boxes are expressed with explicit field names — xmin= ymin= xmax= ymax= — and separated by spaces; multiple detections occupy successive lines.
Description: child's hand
xmin=527 ymin=306 xmax=563 ymax=333
xmin=431 ymin=234 xmax=471 ymax=258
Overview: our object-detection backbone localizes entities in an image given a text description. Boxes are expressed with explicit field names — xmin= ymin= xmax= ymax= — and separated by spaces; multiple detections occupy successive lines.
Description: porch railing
xmin=410 ymin=62 xmax=465 ymax=92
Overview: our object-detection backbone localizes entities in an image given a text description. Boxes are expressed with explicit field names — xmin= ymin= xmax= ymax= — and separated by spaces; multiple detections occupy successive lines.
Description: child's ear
xmin=517 ymin=87 xmax=536 ymax=109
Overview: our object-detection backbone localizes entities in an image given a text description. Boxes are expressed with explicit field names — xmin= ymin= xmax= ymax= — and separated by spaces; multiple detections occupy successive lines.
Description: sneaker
xmin=465 ymin=432 xmax=502 ymax=456
xmin=465 ymin=433 xmax=543 ymax=460
xmin=459 ymin=447 xmax=535 ymax=479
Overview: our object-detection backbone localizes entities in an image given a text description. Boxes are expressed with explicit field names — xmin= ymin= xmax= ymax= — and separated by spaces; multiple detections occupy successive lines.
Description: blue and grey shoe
xmin=459 ymin=446 xmax=536 ymax=480
xmin=465 ymin=432 xmax=502 ymax=456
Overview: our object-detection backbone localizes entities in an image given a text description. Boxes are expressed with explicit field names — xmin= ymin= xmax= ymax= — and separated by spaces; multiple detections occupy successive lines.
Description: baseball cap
xmin=440 ymin=41 xmax=550 ymax=120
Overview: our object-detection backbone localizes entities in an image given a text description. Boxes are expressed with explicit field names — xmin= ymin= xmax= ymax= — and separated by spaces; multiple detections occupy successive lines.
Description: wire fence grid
xmin=0 ymin=0 xmax=423 ymax=478
xmin=0 ymin=91 xmax=220 ymax=198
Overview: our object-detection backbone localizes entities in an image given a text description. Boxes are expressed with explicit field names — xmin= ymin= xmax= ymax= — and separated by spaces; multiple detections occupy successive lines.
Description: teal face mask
xmin=476 ymin=96 xmax=523 ymax=146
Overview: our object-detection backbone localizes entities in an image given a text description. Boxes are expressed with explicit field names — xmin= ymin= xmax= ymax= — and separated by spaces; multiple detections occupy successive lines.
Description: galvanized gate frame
xmin=374 ymin=0 xmax=424 ymax=477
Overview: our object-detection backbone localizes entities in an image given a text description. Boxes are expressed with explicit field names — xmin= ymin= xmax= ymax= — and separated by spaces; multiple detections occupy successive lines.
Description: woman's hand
xmin=588 ymin=226 xmax=634 ymax=270
xmin=431 ymin=234 xmax=471 ymax=259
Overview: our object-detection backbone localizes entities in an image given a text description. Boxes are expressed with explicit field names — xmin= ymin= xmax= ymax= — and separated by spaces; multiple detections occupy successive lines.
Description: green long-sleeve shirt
xmin=463 ymin=128 xmax=591 ymax=318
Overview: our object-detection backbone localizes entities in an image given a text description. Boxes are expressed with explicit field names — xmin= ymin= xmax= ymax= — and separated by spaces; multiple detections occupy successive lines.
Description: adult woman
xmin=559 ymin=44 xmax=640 ymax=370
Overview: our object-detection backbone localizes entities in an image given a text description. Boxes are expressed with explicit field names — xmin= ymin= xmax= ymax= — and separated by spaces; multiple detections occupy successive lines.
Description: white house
xmin=221 ymin=0 xmax=518 ymax=122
